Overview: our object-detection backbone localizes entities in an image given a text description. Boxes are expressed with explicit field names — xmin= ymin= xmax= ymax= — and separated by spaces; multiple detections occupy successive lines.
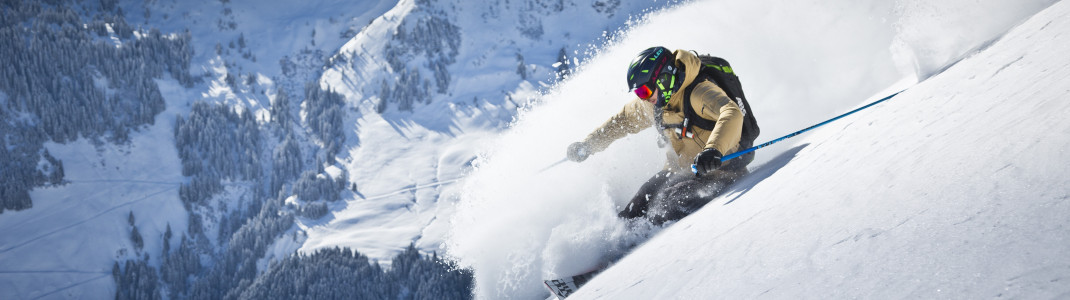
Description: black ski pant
xmin=618 ymin=170 xmax=727 ymax=225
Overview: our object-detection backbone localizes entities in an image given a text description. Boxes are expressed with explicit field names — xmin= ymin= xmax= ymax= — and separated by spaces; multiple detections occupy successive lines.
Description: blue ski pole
xmin=693 ymin=89 xmax=905 ymax=174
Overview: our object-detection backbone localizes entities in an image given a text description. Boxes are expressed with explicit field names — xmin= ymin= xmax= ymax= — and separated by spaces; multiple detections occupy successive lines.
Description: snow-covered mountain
xmin=1 ymin=0 xmax=1067 ymax=299
xmin=0 ymin=0 xmax=674 ymax=298
xmin=300 ymin=0 xmax=679 ymax=261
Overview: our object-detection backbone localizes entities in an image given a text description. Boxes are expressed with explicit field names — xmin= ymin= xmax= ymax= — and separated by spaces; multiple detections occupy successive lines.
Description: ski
xmin=543 ymin=269 xmax=602 ymax=299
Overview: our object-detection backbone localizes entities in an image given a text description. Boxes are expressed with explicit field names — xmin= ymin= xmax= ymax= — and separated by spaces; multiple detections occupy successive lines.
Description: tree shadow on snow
xmin=720 ymin=143 xmax=809 ymax=205
xmin=380 ymin=108 xmax=464 ymax=139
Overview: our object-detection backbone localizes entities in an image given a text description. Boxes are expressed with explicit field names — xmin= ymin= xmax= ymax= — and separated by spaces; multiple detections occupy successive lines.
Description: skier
xmin=566 ymin=46 xmax=757 ymax=225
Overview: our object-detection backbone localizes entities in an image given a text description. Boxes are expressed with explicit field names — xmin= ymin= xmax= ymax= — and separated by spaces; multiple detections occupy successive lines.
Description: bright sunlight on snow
xmin=445 ymin=0 xmax=1063 ymax=299
xmin=2 ymin=0 xmax=1066 ymax=298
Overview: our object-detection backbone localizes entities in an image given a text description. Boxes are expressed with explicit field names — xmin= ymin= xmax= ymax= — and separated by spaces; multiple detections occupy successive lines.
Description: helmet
xmin=626 ymin=46 xmax=680 ymax=107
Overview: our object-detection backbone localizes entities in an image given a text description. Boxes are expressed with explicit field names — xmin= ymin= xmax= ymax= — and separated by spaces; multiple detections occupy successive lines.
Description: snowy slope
xmin=2 ymin=0 xmax=1064 ymax=298
xmin=127 ymin=0 xmax=397 ymax=77
xmin=443 ymin=0 xmax=1064 ymax=299
xmin=301 ymin=0 xmax=677 ymax=260
xmin=1 ymin=1 xmax=676 ymax=298
xmin=0 ymin=1 xmax=397 ymax=298
xmin=0 ymin=79 xmax=200 ymax=298
xmin=578 ymin=1 xmax=1070 ymax=298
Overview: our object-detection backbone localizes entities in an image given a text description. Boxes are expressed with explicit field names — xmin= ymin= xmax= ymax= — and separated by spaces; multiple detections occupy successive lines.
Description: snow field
xmin=577 ymin=0 xmax=1070 ymax=298
xmin=445 ymin=0 xmax=1060 ymax=298
xmin=0 ymin=0 xmax=1061 ymax=298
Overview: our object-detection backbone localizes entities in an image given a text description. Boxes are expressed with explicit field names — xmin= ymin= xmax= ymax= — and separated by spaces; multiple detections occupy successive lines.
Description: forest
xmin=1 ymin=1 xmax=474 ymax=298
xmin=0 ymin=0 xmax=191 ymax=212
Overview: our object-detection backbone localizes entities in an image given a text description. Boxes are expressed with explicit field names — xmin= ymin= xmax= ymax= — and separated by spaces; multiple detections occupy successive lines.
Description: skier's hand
xmin=692 ymin=148 xmax=723 ymax=177
xmin=567 ymin=142 xmax=591 ymax=162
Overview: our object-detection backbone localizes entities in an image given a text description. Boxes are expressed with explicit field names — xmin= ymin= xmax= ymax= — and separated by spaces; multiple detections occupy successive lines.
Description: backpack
xmin=682 ymin=54 xmax=760 ymax=167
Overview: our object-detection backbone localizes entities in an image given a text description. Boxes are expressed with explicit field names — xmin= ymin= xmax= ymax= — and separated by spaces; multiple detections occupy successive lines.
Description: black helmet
xmin=626 ymin=46 xmax=680 ymax=107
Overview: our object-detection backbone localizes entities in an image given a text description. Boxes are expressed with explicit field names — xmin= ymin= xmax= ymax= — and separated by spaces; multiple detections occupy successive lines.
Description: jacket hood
xmin=668 ymin=49 xmax=703 ymax=108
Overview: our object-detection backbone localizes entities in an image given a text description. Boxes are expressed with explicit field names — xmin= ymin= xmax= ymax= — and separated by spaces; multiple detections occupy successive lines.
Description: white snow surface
xmin=0 ymin=0 xmax=671 ymax=298
xmin=577 ymin=1 xmax=1070 ymax=298
xmin=0 ymin=80 xmax=194 ymax=299
xmin=2 ymin=0 xmax=1069 ymax=299
xmin=0 ymin=0 xmax=399 ymax=298
xmin=445 ymin=0 xmax=1068 ymax=299
xmin=303 ymin=0 xmax=675 ymax=261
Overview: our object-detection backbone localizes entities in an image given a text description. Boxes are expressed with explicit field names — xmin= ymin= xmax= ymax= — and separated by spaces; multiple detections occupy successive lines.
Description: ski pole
xmin=707 ymin=89 xmax=906 ymax=169
xmin=538 ymin=157 xmax=569 ymax=173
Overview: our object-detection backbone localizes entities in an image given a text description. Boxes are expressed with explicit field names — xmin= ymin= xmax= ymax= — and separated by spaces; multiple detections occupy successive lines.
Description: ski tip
xmin=543 ymin=269 xmax=603 ymax=299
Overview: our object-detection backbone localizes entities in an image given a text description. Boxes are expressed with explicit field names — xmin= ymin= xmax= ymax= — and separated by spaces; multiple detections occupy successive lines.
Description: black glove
xmin=692 ymin=148 xmax=723 ymax=177
xmin=567 ymin=142 xmax=591 ymax=162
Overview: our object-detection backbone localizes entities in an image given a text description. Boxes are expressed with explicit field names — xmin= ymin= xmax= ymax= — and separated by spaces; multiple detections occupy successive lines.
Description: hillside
xmin=577 ymin=1 xmax=1070 ymax=298
xmin=1 ymin=0 xmax=1066 ymax=299
xmin=584 ymin=1 xmax=1070 ymax=299
xmin=443 ymin=0 xmax=1066 ymax=299
xmin=0 ymin=0 xmax=673 ymax=298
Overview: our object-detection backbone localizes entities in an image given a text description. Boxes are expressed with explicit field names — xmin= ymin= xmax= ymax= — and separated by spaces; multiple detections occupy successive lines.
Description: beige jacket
xmin=583 ymin=50 xmax=744 ymax=172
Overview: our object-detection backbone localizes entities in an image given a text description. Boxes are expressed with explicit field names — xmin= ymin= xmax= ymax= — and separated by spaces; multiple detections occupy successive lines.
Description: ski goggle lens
xmin=634 ymin=84 xmax=654 ymax=99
